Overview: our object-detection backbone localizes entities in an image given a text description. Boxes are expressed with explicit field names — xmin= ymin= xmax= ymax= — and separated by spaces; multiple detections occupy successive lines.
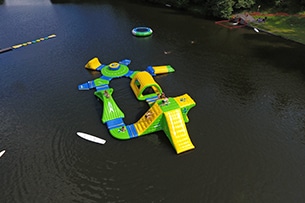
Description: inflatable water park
xmin=78 ymin=58 xmax=196 ymax=154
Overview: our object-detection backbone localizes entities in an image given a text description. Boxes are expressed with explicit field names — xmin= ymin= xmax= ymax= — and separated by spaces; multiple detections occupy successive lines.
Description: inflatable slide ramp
xmin=134 ymin=102 xmax=163 ymax=135
xmin=164 ymin=109 xmax=195 ymax=154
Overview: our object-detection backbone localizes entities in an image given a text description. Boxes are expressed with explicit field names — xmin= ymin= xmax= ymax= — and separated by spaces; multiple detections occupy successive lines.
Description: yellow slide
xmin=164 ymin=109 xmax=195 ymax=154
xmin=134 ymin=102 xmax=163 ymax=135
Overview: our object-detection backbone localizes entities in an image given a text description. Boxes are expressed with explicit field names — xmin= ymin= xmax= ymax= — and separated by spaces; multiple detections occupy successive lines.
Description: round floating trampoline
xmin=131 ymin=27 xmax=153 ymax=37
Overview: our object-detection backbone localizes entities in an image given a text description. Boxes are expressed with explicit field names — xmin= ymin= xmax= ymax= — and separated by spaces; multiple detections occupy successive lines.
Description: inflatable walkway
xmin=94 ymin=89 xmax=124 ymax=124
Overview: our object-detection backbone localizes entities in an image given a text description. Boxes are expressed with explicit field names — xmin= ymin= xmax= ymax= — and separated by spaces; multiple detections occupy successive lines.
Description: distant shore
xmin=247 ymin=12 xmax=305 ymax=46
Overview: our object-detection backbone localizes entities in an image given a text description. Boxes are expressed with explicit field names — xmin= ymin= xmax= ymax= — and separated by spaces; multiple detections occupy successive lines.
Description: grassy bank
xmin=249 ymin=12 xmax=305 ymax=45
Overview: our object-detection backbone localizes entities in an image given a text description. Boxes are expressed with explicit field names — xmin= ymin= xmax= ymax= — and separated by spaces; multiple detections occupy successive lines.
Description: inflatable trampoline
xmin=132 ymin=27 xmax=153 ymax=37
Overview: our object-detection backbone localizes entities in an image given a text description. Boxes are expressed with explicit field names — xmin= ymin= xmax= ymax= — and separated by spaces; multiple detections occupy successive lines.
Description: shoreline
xmin=246 ymin=24 xmax=305 ymax=46
xmin=246 ymin=12 xmax=305 ymax=46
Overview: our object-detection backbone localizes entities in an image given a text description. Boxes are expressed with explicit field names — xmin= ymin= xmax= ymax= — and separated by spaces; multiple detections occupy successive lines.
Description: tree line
xmin=138 ymin=0 xmax=305 ymax=18
xmin=48 ymin=0 xmax=305 ymax=19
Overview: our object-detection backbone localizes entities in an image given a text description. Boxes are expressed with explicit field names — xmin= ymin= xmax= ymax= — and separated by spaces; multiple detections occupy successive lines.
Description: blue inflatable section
xmin=106 ymin=118 xmax=124 ymax=129
xmin=95 ymin=85 xmax=109 ymax=91
xmin=100 ymin=75 xmax=113 ymax=81
xmin=96 ymin=64 xmax=106 ymax=71
xmin=146 ymin=95 xmax=159 ymax=104
xmin=125 ymin=70 xmax=135 ymax=77
xmin=119 ymin=59 xmax=131 ymax=66
xmin=146 ymin=66 xmax=155 ymax=76
xmin=127 ymin=125 xmax=138 ymax=138
xmin=78 ymin=80 xmax=96 ymax=90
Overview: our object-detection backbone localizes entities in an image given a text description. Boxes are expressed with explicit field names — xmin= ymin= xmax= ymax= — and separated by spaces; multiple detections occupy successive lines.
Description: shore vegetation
xmin=49 ymin=0 xmax=305 ymax=45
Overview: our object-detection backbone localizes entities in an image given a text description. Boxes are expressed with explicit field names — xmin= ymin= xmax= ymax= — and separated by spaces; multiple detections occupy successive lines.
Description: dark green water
xmin=1 ymin=0 xmax=305 ymax=202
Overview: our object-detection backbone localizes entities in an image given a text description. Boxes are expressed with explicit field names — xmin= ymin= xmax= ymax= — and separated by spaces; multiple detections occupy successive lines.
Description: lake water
xmin=1 ymin=0 xmax=305 ymax=202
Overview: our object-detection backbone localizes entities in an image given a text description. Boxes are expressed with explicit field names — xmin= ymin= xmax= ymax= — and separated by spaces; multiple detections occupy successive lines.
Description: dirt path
xmin=250 ymin=12 xmax=305 ymax=18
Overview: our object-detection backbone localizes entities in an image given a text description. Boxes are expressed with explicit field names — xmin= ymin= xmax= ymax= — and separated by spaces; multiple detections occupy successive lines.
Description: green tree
xmin=234 ymin=0 xmax=255 ymax=9
xmin=188 ymin=0 xmax=255 ymax=18
xmin=176 ymin=0 xmax=190 ymax=8
xmin=206 ymin=0 xmax=234 ymax=18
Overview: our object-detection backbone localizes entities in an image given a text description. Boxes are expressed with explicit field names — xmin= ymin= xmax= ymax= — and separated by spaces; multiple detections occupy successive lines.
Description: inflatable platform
xmin=78 ymin=58 xmax=196 ymax=154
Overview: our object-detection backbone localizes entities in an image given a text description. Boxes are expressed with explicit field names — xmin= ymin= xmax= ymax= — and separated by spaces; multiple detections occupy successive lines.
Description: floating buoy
xmin=132 ymin=27 xmax=153 ymax=37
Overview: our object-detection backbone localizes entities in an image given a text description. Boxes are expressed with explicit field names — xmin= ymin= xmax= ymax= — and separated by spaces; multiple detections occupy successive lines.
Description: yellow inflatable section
xmin=133 ymin=102 xmax=163 ymax=135
xmin=130 ymin=71 xmax=162 ymax=100
xmin=152 ymin=65 xmax=170 ymax=74
xmin=85 ymin=57 xmax=102 ymax=70
xmin=164 ymin=109 xmax=195 ymax=154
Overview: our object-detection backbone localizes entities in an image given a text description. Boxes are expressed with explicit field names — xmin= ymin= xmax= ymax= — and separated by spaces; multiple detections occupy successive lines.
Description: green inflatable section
xmin=101 ymin=64 xmax=129 ymax=78
xmin=140 ymin=98 xmax=179 ymax=135
xmin=166 ymin=65 xmax=175 ymax=73
xmin=109 ymin=127 xmax=130 ymax=140
xmin=94 ymin=88 xmax=125 ymax=123
xmin=93 ymin=78 xmax=109 ymax=87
